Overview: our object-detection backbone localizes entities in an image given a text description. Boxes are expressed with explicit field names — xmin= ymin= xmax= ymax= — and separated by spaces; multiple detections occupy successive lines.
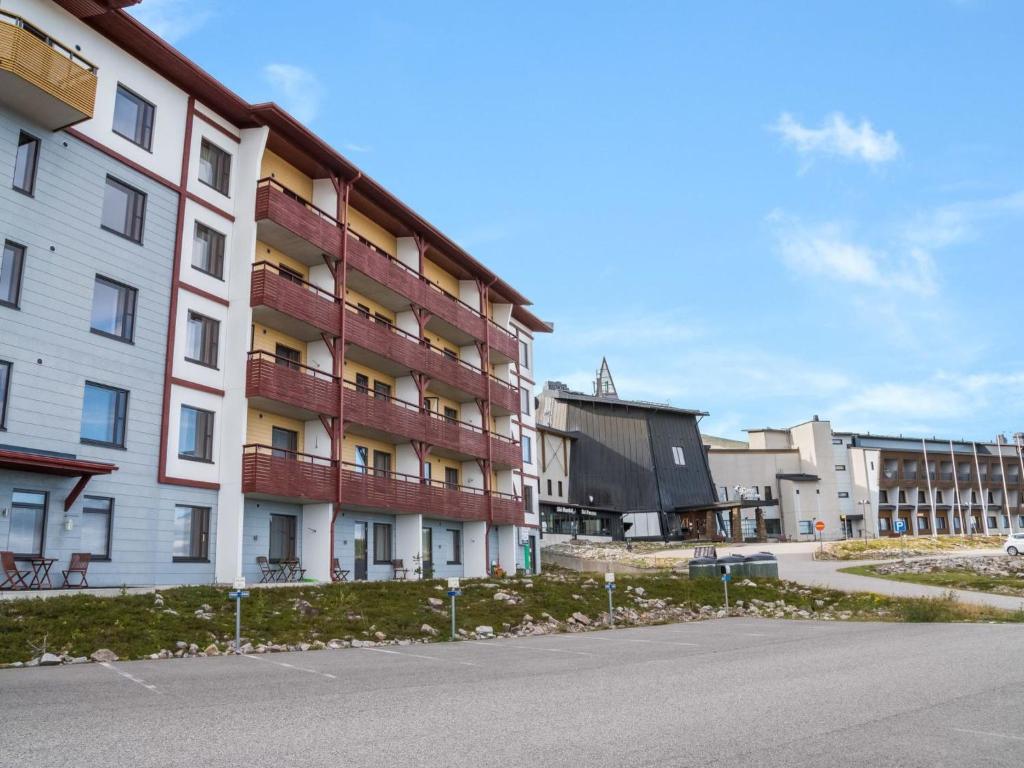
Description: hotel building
xmin=0 ymin=0 xmax=550 ymax=586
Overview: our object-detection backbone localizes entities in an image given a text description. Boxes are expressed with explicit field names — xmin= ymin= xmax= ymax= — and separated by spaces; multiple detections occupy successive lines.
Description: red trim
xmin=186 ymin=192 xmax=235 ymax=222
xmin=171 ymin=377 xmax=225 ymax=397
xmin=64 ymin=127 xmax=177 ymax=191
xmin=158 ymin=96 xmax=196 ymax=487
xmin=160 ymin=475 xmax=221 ymax=491
xmin=180 ymin=281 xmax=230 ymax=307
xmin=193 ymin=109 xmax=241 ymax=143
xmin=0 ymin=448 xmax=117 ymax=513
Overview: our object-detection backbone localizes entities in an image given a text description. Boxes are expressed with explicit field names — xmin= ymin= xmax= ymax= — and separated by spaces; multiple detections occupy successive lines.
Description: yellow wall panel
xmin=344 ymin=361 xmax=396 ymax=390
xmin=422 ymin=333 xmax=460 ymax=360
xmin=261 ymin=150 xmax=314 ymax=200
xmin=345 ymin=288 xmax=395 ymax=323
xmin=255 ymin=240 xmax=309 ymax=279
xmin=342 ymin=435 xmax=396 ymax=464
xmin=423 ymin=392 xmax=461 ymax=420
xmin=246 ymin=408 xmax=306 ymax=453
xmin=348 ymin=206 xmax=397 ymax=256
xmin=251 ymin=323 xmax=306 ymax=363
xmin=423 ymin=258 xmax=459 ymax=297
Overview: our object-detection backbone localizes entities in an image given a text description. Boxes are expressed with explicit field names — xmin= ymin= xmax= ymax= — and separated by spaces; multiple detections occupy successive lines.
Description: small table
xmin=20 ymin=557 xmax=57 ymax=589
xmin=280 ymin=560 xmax=300 ymax=582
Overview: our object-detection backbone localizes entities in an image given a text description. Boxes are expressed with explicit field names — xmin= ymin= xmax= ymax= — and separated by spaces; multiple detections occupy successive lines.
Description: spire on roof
xmin=593 ymin=357 xmax=618 ymax=399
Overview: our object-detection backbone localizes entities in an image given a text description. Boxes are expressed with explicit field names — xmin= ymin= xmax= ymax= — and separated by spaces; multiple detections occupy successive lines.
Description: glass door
xmin=421 ymin=527 xmax=433 ymax=579
xmin=354 ymin=522 xmax=368 ymax=580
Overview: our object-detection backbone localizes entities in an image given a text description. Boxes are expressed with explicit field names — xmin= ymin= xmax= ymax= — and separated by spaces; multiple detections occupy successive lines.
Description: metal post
xmin=607 ymin=586 xmax=614 ymax=626
xmin=235 ymin=595 xmax=241 ymax=654
xmin=450 ymin=593 xmax=456 ymax=640
xmin=723 ymin=574 xmax=729 ymax=611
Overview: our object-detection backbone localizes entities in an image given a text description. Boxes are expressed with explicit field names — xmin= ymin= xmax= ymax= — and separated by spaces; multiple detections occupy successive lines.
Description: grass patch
xmin=821 ymin=535 xmax=1004 ymax=561
xmin=841 ymin=564 xmax=1024 ymax=598
xmin=1 ymin=570 xmax=1020 ymax=665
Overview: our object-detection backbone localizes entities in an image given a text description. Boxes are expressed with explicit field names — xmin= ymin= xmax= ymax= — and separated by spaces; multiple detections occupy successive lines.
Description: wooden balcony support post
xmin=411 ymin=440 xmax=432 ymax=482
xmin=413 ymin=233 xmax=428 ymax=275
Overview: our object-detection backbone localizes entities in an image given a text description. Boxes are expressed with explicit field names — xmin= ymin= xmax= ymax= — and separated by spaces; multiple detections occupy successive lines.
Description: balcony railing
xmin=254 ymin=178 xmax=344 ymax=263
xmin=242 ymin=444 xmax=337 ymax=502
xmin=0 ymin=11 xmax=97 ymax=129
xmin=246 ymin=350 xmax=339 ymax=418
xmin=250 ymin=261 xmax=340 ymax=338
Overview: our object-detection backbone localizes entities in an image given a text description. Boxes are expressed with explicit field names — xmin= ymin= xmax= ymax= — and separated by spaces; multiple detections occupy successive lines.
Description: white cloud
xmin=129 ymin=0 xmax=212 ymax=43
xmin=263 ymin=64 xmax=323 ymax=124
xmin=343 ymin=143 xmax=373 ymax=154
xmin=773 ymin=112 xmax=901 ymax=165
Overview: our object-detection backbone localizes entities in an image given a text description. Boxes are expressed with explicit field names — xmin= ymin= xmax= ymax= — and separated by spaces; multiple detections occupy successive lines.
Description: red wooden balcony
xmin=242 ymin=444 xmax=337 ymax=503
xmin=491 ymin=492 xmax=526 ymax=526
xmin=340 ymin=464 xmax=490 ymax=521
xmin=487 ymin=376 xmax=520 ymax=415
xmin=254 ymin=178 xmax=343 ymax=263
xmin=489 ymin=433 xmax=522 ymax=469
xmin=488 ymin=321 xmax=518 ymax=361
xmin=250 ymin=262 xmax=340 ymax=340
xmin=246 ymin=351 xmax=339 ymax=420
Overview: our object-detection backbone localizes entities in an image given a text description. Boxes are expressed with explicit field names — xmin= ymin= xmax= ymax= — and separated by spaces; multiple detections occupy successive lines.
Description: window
xmin=275 ymin=343 xmax=300 ymax=370
xmin=112 ymin=85 xmax=155 ymax=150
xmin=764 ymin=486 xmax=773 ymax=501
xmin=898 ymin=491 xmax=907 ymax=504
xmin=271 ymin=426 xmax=298 ymax=458
xmin=90 ymin=276 xmax=137 ymax=342
xmin=0 ymin=360 xmax=8 ymax=428
xmin=1018 ymin=515 xmax=1024 ymax=529
xmin=445 ymin=467 xmax=459 ymax=489
xmin=447 ymin=529 xmax=461 ymax=564
xmin=987 ymin=516 xmax=998 ymax=529
xmin=178 ymin=405 xmax=214 ymax=461
xmin=879 ymin=518 xmax=890 ymax=532
xmin=356 ymin=303 xmax=371 ymax=318
xmin=838 ymin=491 xmax=849 ymax=499
xmin=374 ymin=381 xmax=391 ymax=401
xmin=917 ymin=516 xmax=929 ymax=531
xmin=936 ymin=516 xmax=947 ymax=530
xmin=198 ymin=139 xmax=231 ymax=195
xmin=519 ymin=339 xmax=529 ymax=369
xmin=101 ymin=176 xmax=146 ymax=243
xmin=765 ymin=519 xmax=782 ymax=535
xmin=443 ymin=406 xmax=458 ymax=424
xmin=557 ymin=481 xmax=563 ymax=497
xmin=835 ymin=465 xmax=846 ymax=471
xmin=373 ymin=523 xmax=392 ymax=563
xmin=1001 ymin=515 xmax=1010 ymax=528
xmin=81 ymin=496 xmax=113 ymax=560
xmin=374 ymin=312 xmax=392 ymax=327
xmin=173 ymin=505 xmax=209 ymax=561
xmin=522 ymin=435 xmax=532 ymax=463
xmin=278 ymin=263 xmax=303 ymax=284
xmin=354 ymin=445 xmax=368 ymax=473
xmin=422 ymin=462 xmax=432 ymax=483
xmin=1 ymin=240 xmax=25 ymax=309
xmin=185 ymin=311 xmax=219 ymax=368
xmin=671 ymin=446 xmax=686 ymax=466
xmin=13 ymin=132 xmax=40 ymax=195
xmin=953 ymin=516 xmax=962 ymax=532
xmin=832 ymin=438 xmax=843 ymax=445
xmin=9 ymin=490 xmax=47 ymax=558
xmin=443 ymin=348 xmax=457 ymax=361
xmin=355 ymin=374 xmax=369 ymax=394
xmin=918 ymin=491 xmax=926 ymax=504
xmin=520 ymin=387 xmax=531 ymax=415
xmin=81 ymin=382 xmax=128 ymax=447
xmin=798 ymin=520 xmax=813 ymax=535
xmin=879 ymin=490 xmax=889 ymax=504
xmin=524 ymin=484 xmax=533 ymax=512
xmin=192 ymin=223 xmax=225 ymax=279
xmin=547 ymin=479 xmax=552 ymax=495
xmin=372 ymin=450 xmax=391 ymax=478
xmin=269 ymin=514 xmax=297 ymax=563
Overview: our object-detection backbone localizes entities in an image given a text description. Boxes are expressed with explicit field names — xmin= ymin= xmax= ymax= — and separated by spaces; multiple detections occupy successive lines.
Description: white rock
xmin=90 ymin=648 xmax=118 ymax=663
xmin=39 ymin=653 xmax=61 ymax=666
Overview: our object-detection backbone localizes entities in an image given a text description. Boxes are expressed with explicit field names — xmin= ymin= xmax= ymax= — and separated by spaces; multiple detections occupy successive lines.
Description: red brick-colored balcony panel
xmin=242 ymin=445 xmax=337 ymax=503
xmin=490 ymin=434 xmax=523 ymax=469
xmin=488 ymin=323 xmax=519 ymax=361
xmin=250 ymin=262 xmax=341 ymax=339
xmin=491 ymin=493 xmax=526 ymax=526
xmin=488 ymin=378 xmax=520 ymax=415
xmin=254 ymin=178 xmax=343 ymax=263
xmin=340 ymin=466 xmax=489 ymax=521
xmin=247 ymin=351 xmax=339 ymax=419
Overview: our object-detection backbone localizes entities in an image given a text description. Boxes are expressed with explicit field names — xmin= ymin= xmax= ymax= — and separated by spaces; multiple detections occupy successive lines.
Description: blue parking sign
xmin=894 ymin=520 xmax=906 ymax=533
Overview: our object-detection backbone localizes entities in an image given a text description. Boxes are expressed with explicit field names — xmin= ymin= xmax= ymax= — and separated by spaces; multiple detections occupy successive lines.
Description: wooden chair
xmin=256 ymin=556 xmax=281 ymax=583
xmin=331 ymin=558 xmax=350 ymax=582
xmin=1 ymin=551 xmax=30 ymax=590
xmin=60 ymin=552 xmax=91 ymax=588
xmin=286 ymin=560 xmax=306 ymax=582
xmin=391 ymin=559 xmax=408 ymax=580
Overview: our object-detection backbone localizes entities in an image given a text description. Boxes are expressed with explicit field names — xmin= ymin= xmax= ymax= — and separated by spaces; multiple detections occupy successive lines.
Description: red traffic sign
xmin=814 ymin=520 xmax=826 ymax=532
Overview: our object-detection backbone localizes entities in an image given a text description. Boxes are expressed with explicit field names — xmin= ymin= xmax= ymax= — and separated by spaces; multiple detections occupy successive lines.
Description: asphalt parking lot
xmin=2 ymin=618 xmax=1023 ymax=768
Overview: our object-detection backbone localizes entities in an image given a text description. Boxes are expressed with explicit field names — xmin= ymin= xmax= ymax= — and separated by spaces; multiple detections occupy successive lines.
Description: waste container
xmin=743 ymin=552 xmax=779 ymax=579
xmin=687 ymin=557 xmax=718 ymax=580
xmin=715 ymin=555 xmax=747 ymax=581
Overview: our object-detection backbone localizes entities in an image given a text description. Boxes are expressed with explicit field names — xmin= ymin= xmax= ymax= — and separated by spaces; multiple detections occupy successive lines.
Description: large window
xmin=1 ymin=240 xmax=25 ymax=309
xmin=90 ymin=275 xmax=137 ymax=342
xmin=671 ymin=446 xmax=686 ymax=466
xmin=269 ymin=514 xmax=297 ymax=563
xmin=354 ymin=445 xmax=368 ymax=473
xmin=13 ymin=132 xmax=40 ymax=195
xmin=447 ymin=529 xmax=462 ymax=564
xmin=445 ymin=467 xmax=459 ymax=488
xmin=520 ymin=387 xmax=531 ymax=415
xmin=185 ymin=311 xmax=219 ymax=368
xmin=81 ymin=382 xmax=128 ymax=447
xmin=81 ymin=496 xmax=113 ymax=560
xmin=192 ymin=222 xmax=225 ymax=279
xmin=198 ymin=139 xmax=231 ymax=195
xmin=101 ymin=176 xmax=146 ymax=243
xmin=519 ymin=339 xmax=529 ymax=369
xmin=179 ymin=405 xmax=214 ymax=462
xmin=522 ymin=434 xmax=532 ymax=464
xmin=373 ymin=523 xmax=393 ymax=563
xmin=112 ymin=85 xmax=155 ymax=150
xmin=0 ymin=360 xmax=9 ymax=429
xmin=271 ymin=426 xmax=298 ymax=458
xmin=524 ymin=484 xmax=534 ymax=513
xmin=798 ymin=520 xmax=814 ymax=535
xmin=173 ymin=505 xmax=209 ymax=561
xmin=9 ymin=490 xmax=47 ymax=558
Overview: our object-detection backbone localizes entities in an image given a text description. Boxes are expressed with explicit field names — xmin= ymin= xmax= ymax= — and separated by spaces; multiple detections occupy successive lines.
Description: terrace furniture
xmin=1 ymin=551 xmax=30 ymax=590
xmin=256 ymin=556 xmax=282 ymax=583
xmin=61 ymin=552 xmax=91 ymax=588
xmin=331 ymin=558 xmax=349 ymax=582
xmin=21 ymin=556 xmax=57 ymax=589
xmin=391 ymin=559 xmax=408 ymax=580
xmin=281 ymin=559 xmax=306 ymax=582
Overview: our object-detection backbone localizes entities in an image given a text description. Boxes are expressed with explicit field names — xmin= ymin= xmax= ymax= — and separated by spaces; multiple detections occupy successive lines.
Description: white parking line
xmin=99 ymin=662 xmax=160 ymax=694
xmin=467 ymin=640 xmax=597 ymax=657
xmin=241 ymin=652 xmax=337 ymax=679
xmin=952 ymin=727 xmax=1024 ymax=742
xmin=576 ymin=634 xmax=700 ymax=648
xmin=361 ymin=647 xmax=479 ymax=666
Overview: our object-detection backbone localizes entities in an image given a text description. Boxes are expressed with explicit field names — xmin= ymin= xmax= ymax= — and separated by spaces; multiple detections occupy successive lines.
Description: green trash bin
xmin=743 ymin=552 xmax=779 ymax=579
xmin=687 ymin=557 xmax=718 ymax=580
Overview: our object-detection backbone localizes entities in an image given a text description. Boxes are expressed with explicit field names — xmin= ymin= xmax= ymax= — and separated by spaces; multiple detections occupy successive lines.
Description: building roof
xmin=776 ymin=473 xmax=820 ymax=482
xmin=702 ymin=434 xmax=749 ymax=449
xmin=551 ymin=389 xmax=708 ymax=418
xmin=536 ymin=424 xmax=579 ymax=439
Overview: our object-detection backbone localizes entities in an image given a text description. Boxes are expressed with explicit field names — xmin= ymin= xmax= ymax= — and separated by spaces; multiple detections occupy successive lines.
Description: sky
xmin=130 ymin=0 xmax=1024 ymax=442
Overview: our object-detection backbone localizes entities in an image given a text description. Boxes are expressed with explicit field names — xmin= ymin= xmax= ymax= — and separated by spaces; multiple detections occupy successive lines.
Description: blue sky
xmin=132 ymin=0 xmax=1024 ymax=441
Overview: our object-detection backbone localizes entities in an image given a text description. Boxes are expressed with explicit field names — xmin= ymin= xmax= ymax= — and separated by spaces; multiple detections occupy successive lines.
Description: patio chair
xmin=391 ymin=559 xmax=408 ymax=580
xmin=1 ymin=551 xmax=30 ymax=590
xmin=331 ymin=558 xmax=349 ymax=582
xmin=61 ymin=552 xmax=91 ymax=588
xmin=256 ymin=556 xmax=281 ymax=583
xmin=287 ymin=560 xmax=306 ymax=582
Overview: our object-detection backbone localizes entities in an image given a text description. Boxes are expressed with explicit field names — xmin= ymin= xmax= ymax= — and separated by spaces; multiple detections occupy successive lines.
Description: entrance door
xmin=421 ymin=527 xmax=433 ymax=579
xmin=354 ymin=522 xmax=368 ymax=580
xmin=528 ymin=535 xmax=537 ymax=574
xmin=269 ymin=514 xmax=296 ymax=563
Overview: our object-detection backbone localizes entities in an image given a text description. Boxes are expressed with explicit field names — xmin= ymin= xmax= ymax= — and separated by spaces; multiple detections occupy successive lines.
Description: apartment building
xmin=707 ymin=417 xmax=1024 ymax=541
xmin=0 ymin=0 xmax=550 ymax=587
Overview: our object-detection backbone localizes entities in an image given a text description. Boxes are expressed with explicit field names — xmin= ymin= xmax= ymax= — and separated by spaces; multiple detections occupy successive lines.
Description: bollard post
xmin=447 ymin=577 xmax=460 ymax=640
xmin=604 ymin=572 xmax=616 ymax=626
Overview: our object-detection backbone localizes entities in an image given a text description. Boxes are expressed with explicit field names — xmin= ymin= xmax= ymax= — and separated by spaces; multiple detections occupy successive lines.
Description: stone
xmin=427 ymin=597 xmax=444 ymax=608
xmin=634 ymin=587 xmax=646 ymax=597
xmin=475 ymin=625 xmax=494 ymax=637
xmin=522 ymin=614 xmax=534 ymax=623
xmin=493 ymin=591 xmax=511 ymax=601
xmin=67 ymin=657 xmax=88 ymax=665
xmin=239 ymin=643 xmax=254 ymax=654
xmin=153 ymin=597 xmax=164 ymax=607
xmin=373 ymin=632 xmax=387 ymax=642
xmin=204 ymin=644 xmax=220 ymax=656
xmin=188 ymin=643 xmax=199 ymax=655
xmin=90 ymin=649 xmax=118 ymax=663
xmin=293 ymin=599 xmax=318 ymax=617
xmin=571 ymin=594 xmax=582 ymax=601
xmin=298 ymin=642 xmax=312 ymax=652
xmin=327 ymin=639 xmax=345 ymax=649
xmin=571 ymin=612 xmax=591 ymax=626
xmin=199 ymin=604 xmax=212 ymax=612
xmin=420 ymin=624 xmax=439 ymax=637
xmin=311 ymin=640 xmax=326 ymax=650
xmin=175 ymin=641 xmax=188 ymax=650
xmin=39 ymin=653 xmax=61 ymax=666
xmin=162 ymin=609 xmax=179 ymax=616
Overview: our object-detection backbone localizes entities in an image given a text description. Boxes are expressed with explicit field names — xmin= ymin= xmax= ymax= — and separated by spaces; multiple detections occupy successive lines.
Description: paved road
xmin=3 ymin=619 xmax=1023 ymax=767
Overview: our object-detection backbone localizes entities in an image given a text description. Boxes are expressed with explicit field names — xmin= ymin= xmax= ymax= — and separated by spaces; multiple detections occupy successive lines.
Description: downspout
xmin=480 ymin=277 xmax=498 ymax=571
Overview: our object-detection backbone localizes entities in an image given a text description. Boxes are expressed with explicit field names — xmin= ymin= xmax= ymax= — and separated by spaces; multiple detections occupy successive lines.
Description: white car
xmin=1004 ymin=533 xmax=1024 ymax=556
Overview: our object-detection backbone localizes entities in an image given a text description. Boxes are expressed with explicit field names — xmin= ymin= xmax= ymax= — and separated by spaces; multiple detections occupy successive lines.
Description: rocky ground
xmin=868 ymin=555 xmax=1024 ymax=596
xmin=542 ymin=540 xmax=693 ymax=568
xmin=820 ymin=535 xmax=1005 ymax=561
